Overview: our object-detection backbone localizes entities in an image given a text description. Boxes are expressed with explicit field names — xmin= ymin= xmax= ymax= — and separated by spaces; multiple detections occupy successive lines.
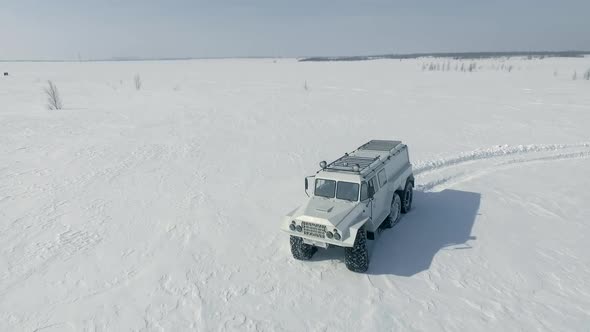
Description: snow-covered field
xmin=1 ymin=57 xmax=590 ymax=331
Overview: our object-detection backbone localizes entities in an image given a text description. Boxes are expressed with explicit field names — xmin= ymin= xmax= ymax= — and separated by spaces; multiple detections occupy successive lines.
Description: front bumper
xmin=282 ymin=228 xmax=354 ymax=247
xmin=281 ymin=216 xmax=368 ymax=248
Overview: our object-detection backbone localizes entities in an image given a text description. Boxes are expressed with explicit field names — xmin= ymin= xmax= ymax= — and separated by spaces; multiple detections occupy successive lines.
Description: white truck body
xmin=281 ymin=140 xmax=414 ymax=249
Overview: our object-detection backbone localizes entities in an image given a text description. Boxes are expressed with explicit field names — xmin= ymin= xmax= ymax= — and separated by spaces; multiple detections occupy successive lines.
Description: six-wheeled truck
xmin=281 ymin=140 xmax=414 ymax=272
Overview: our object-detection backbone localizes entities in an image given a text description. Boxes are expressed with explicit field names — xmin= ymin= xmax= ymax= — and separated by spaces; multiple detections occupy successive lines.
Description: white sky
xmin=1 ymin=0 xmax=589 ymax=60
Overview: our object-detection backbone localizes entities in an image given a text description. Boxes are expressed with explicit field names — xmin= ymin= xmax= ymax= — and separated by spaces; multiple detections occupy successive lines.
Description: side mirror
xmin=367 ymin=186 xmax=375 ymax=199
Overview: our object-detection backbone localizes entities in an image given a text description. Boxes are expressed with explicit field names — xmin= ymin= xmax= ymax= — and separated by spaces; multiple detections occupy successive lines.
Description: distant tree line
xmin=300 ymin=51 xmax=589 ymax=62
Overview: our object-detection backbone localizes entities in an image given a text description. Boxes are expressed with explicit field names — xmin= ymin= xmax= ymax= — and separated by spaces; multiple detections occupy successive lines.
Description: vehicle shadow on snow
xmin=367 ymin=189 xmax=481 ymax=276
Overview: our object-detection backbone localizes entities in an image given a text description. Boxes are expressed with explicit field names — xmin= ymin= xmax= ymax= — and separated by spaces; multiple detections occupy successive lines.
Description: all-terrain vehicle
xmin=281 ymin=140 xmax=414 ymax=272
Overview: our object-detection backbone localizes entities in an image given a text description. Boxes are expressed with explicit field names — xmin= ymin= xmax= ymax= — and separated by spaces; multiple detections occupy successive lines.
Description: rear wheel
xmin=290 ymin=236 xmax=317 ymax=260
xmin=401 ymin=181 xmax=413 ymax=213
xmin=345 ymin=226 xmax=369 ymax=273
xmin=383 ymin=193 xmax=401 ymax=229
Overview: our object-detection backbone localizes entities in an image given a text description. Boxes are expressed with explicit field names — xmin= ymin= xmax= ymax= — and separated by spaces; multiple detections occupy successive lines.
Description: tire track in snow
xmin=414 ymin=142 xmax=590 ymax=175
xmin=415 ymin=143 xmax=590 ymax=192
xmin=426 ymin=151 xmax=590 ymax=192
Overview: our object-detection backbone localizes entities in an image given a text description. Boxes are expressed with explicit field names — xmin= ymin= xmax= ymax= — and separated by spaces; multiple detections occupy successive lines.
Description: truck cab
xmin=281 ymin=140 xmax=414 ymax=272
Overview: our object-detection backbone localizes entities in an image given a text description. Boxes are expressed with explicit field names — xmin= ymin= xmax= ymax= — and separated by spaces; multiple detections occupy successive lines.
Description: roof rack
xmin=320 ymin=140 xmax=404 ymax=174
xmin=358 ymin=140 xmax=401 ymax=152
xmin=324 ymin=155 xmax=380 ymax=173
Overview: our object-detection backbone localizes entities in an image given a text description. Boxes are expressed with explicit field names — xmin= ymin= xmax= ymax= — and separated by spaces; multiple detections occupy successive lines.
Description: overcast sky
xmin=1 ymin=0 xmax=589 ymax=60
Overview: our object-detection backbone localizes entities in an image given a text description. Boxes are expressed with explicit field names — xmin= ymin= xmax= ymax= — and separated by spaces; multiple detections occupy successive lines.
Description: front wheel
xmin=290 ymin=236 xmax=317 ymax=260
xmin=344 ymin=225 xmax=369 ymax=273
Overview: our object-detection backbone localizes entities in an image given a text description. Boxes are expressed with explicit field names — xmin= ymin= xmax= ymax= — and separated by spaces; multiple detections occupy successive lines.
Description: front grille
xmin=302 ymin=222 xmax=326 ymax=238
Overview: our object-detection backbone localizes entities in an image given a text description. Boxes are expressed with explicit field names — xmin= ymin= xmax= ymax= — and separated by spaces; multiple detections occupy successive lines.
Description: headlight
xmin=289 ymin=223 xmax=296 ymax=231
xmin=326 ymin=231 xmax=333 ymax=239
xmin=296 ymin=225 xmax=303 ymax=232
xmin=334 ymin=231 xmax=341 ymax=240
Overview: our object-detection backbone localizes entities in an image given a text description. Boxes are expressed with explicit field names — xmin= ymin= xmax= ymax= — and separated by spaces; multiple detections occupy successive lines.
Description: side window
xmin=368 ymin=177 xmax=377 ymax=194
xmin=378 ymin=169 xmax=387 ymax=187
xmin=360 ymin=182 xmax=368 ymax=201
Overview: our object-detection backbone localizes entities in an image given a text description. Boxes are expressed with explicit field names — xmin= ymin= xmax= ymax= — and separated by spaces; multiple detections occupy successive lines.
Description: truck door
xmin=367 ymin=176 xmax=383 ymax=223
xmin=362 ymin=174 xmax=392 ymax=227
xmin=374 ymin=169 xmax=393 ymax=223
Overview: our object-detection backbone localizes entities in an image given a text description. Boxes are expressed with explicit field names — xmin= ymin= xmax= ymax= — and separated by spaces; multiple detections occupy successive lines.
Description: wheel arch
xmin=346 ymin=217 xmax=371 ymax=246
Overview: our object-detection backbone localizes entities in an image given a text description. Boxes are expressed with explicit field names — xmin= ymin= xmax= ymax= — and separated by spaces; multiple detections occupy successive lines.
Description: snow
xmin=1 ymin=57 xmax=590 ymax=331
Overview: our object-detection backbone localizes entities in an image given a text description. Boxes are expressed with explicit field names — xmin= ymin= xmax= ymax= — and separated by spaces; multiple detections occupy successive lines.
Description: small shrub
xmin=44 ymin=80 xmax=63 ymax=110
xmin=584 ymin=69 xmax=590 ymax=80
xmin=134 ymin=74 xmax=142 ymax=90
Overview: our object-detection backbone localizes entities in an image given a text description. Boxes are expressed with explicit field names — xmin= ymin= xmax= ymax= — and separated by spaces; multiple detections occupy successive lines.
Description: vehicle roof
xmin=317 ymin=140 xmax=404 ymax=178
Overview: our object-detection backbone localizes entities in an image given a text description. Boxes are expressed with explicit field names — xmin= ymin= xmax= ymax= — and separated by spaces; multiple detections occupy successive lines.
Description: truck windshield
xmin=315 ymin=179 xmax=336 ymax=198
xmin=336 ymin=182 xmax=359 ymax=201
xmin=315 ymin=179 xmax=359 ymax=201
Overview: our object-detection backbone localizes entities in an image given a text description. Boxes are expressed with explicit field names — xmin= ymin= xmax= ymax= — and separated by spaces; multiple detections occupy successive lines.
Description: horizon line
xmin=1 ymin=50 xmax=589 ymax=63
